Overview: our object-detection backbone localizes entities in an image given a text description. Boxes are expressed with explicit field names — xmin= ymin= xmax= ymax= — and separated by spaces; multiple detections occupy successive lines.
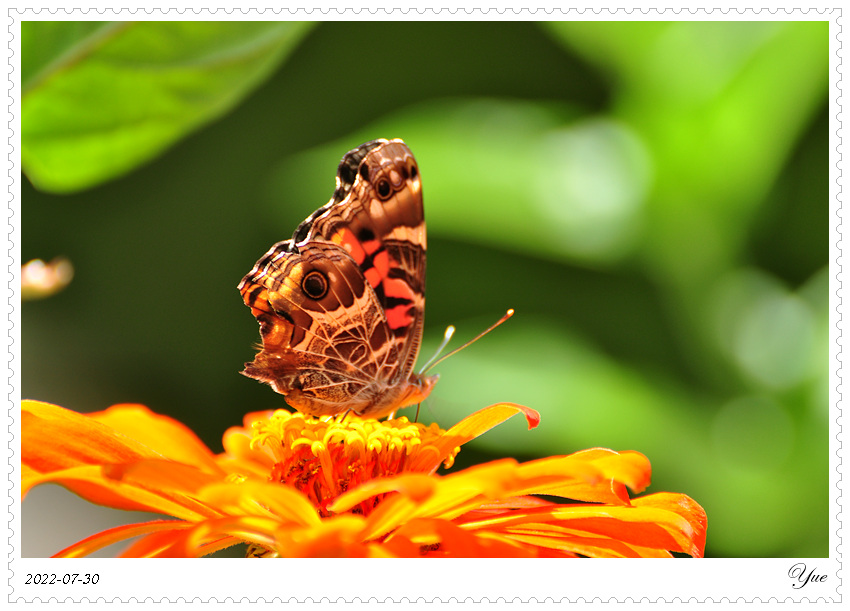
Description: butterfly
xmin=238 ymin=139 xmax=438 ymax=419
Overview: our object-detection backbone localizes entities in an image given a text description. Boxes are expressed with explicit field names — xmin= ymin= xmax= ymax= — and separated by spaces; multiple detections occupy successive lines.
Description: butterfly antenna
xmin=417 ymin=324 xmax=456 ymax=375
xmin=422 ymin=309 xmax=514 ymax=374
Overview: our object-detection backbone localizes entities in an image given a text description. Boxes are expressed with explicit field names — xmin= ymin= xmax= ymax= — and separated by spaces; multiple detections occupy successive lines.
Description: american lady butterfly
xmin=238 ymin=139 xmax=437 ymax=418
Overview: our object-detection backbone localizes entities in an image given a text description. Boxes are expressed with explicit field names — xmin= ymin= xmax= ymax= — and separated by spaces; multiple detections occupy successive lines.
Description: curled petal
xmin=541 ymin=504 xmax=704 ymax=557
xmin=330 ymin=472 xmax=439 ymax=514
xmin=514 ymin=450 xmax=652 ymax=504
xmin=632 ymin=492 xmax=707 ymax=558
xmin=457 ymin=495 xmax=705 ymax=558
xmin=332 ymin=459 xmax=524 ymax=521
xmin=185 ymin=516 xmax=286 ymax=557
xmin=409 ymin=403 xmax=540 ymax=472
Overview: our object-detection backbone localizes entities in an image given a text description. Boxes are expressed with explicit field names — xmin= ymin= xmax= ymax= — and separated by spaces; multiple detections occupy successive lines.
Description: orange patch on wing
xmin=333 ymin=229 xmax=366 ymax=265
xmin=364 ymin=268 xmax=382 ymax=290
xmin=373 ymin=250 xmax=390 ymax=277
xmin=359 ymin=248 xmax=415 ymax=305
xmin=383 ymin=277 xmax=414 ymax=300
xmin=361 ymin=240 xmax=382 ymax=256
xmin=385 ymin=304 xmax=414 ymax=329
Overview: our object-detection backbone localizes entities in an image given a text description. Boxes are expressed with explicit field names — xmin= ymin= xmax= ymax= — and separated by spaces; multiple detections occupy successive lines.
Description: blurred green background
xmin=21 ymin=21 xmax=829 ymax=558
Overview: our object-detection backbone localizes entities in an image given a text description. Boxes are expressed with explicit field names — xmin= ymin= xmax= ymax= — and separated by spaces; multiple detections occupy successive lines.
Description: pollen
xmin=250 ymin=410 xmax=460 ymax=516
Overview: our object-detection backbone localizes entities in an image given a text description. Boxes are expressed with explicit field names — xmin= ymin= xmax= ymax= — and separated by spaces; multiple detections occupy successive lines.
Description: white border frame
xmin=7 ymin=4 xmax=843 ymax=604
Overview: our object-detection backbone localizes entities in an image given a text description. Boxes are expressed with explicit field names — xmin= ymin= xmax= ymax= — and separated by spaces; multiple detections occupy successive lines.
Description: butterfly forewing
xmin=305 ymin=140 xmax=427 ymax=379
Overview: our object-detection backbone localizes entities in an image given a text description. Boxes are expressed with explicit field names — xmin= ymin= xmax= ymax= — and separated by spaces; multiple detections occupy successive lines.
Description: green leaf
xmin=22 ymin=21 xmax=313 ymax=193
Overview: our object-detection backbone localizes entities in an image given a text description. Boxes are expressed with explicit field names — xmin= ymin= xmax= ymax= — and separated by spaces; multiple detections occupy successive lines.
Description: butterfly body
xmin=238 ymin=139 xmax=437 ymax=418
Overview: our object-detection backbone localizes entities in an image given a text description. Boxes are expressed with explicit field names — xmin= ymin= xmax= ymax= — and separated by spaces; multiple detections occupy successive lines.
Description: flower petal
xmin=331 ymin=459 xmax=521 ymax=523
xmin=408 ymin=403 xmax=540 ymax=472
xmin=197 ymin=481 xmax=322 ymax=527
xmin=24 ymin=461 xmax=222 ymax=520
xmin=337 ymin=452 xmax=641 ymax=530
xmin=457 ymin=496 xmax=705 ymax=558
xmin=183 ymin=514 xmax=385 ymax=558
xmin=88 ymin=403 xmax=220 ymax=472
xmin=527 ymin=503 xmax=704 ymax=557
xmin=390 ymin=518 xmax=542 ymax=557
xmin=183 ymin=515 xmax=285 ymax=557
xmin=118 ymin=527 xmax=239 ymax=558
xmin=22 ymin=401 xmax=230 ymax=518
xmin=270 ymin=515 xmax=380 ymax=558
xmin=502 ymin=529 xmax=672 ymax=558
xmin=513 ymin=450 xmax=652 ymax=504
xmin=217 ymin=410 xmax=277 ymax=476
xmin=475 ymin=496 xmax=556 ymax=511
xmin=52 ymin=519 xmax=191 ymax=558
xmin=23 ymin=400 xmax=160 ymax=478
xmin=632 ymin=492 xmax=707 ymax=557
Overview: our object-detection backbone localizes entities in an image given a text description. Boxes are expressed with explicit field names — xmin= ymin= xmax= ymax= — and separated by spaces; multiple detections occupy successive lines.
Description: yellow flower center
xmin=250 ymin=410 xmax=459 ymax=516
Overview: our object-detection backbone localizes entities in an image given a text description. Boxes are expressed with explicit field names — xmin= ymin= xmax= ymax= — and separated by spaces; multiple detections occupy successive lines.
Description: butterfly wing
xmin=238 ymin=139 xmax=434 ymax=417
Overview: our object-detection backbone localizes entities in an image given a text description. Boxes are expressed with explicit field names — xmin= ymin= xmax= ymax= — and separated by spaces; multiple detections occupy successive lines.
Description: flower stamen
xmin=250 ymin=410 xmax=458 ymax=516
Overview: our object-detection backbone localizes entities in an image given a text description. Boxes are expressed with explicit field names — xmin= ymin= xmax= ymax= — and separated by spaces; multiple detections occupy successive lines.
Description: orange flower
xmin=21 ymin=400 xmax=707 ymax=558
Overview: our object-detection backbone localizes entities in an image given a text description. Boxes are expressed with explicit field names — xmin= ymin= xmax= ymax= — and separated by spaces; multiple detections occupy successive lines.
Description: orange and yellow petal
xmin=196 ymin=481 xmax=321 ymax=528
xmin=22 ymin=401 xmax=226 ymax=519
xmin=218 ymin=410 xmax=277 ymax=477
xmin=331 ymin=449 xmax=649 ymax=527
xmin=390 ymin=518 xmax=546 ymax=557
xmin=328 ymin=448 xmax=705 ymax=558
xmin=23 ymin=401 xmax=220 ymax=475
xmin=163 ymin=515 xmax=377 ymax=558
xmin=88 ymin=403 xmax=221 ymax=472
xmin=52 ymin=520 xmax=193 ymax=558
xmin=22 ymin=400 xmax=161 ymax=478
xmin=408 ymin=402 xmax=540 ymax=472
xmin=23 ymin=461 xmax=222 ymax=520
xmin=457 ymin=494 xmax=706 ymax=558
xmin=510 ymin=449 xmax=651 ymax=504
xmin=270 ymin=516 xmax=391 ymax=558
xmin=117 ymin=525 xmax=237 ymax=558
